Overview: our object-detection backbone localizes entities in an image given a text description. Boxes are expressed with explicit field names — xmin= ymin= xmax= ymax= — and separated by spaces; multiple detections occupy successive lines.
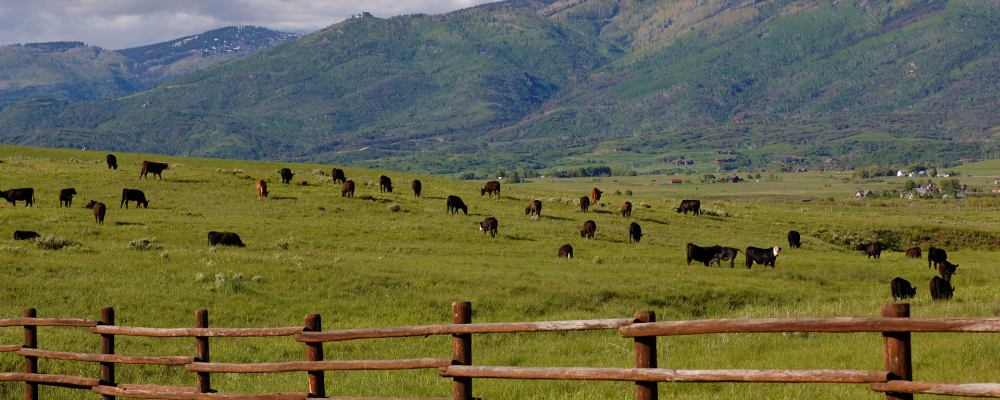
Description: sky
xmin=0 ymin=0 xmax=497 ymax=50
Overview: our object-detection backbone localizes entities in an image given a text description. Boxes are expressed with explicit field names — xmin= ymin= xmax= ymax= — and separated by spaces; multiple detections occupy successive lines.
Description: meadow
xmin=0 ymin=145 xmax=999 ymax=399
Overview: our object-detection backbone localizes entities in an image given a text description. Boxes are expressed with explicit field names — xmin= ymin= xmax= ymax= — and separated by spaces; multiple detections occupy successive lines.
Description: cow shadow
xmin=270 ymin=196 xmax=299 ymax=200
xmin=422 ymin=196 xmax=445 ymax=200
xmin=593 ymin=210 xmax=614 ymax=215
xmin=172 ymin=179 xmax=209 ymax=184
xmin=639 ymin=218 xmax=669 ymax=225
xmin=503 ymin=235 xmax=534 ymax=241
xmin=357 ymin=195 xmax=391 ymax=203
xmin=544 ymin=216 xmax=572 ymax=221
xmin=114 ymin=222 xmax=144 ymax=226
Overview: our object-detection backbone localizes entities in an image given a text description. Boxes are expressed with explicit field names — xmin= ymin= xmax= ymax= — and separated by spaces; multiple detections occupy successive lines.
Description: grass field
xmin=0 ymin=145 xmax=999 ymax=399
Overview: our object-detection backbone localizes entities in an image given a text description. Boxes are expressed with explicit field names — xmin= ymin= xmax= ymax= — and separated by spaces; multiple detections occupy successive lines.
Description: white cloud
xmin=0 ymin=0 xmax=497 ymax=49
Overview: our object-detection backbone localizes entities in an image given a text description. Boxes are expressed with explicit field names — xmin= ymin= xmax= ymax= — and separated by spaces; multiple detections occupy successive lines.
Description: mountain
xmin=0 ymin=0 xmax=998 ymax=174
xmin=0 ymin=26 xmax=299 ymax=109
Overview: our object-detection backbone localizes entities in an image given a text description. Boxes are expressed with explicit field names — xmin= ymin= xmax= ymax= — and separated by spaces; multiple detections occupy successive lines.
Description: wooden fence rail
xmin=1 ymin=302 xmax=999 ymax=399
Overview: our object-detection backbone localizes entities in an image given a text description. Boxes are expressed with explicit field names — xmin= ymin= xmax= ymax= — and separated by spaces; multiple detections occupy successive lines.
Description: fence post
xmin=634 ymin=311 xmax=657 ymax=400
xmin=195 ymin=309 xmax=210 ymax=393
xmin=452 ymin=302 xmax=472 ymax=400
xmin=305 ymin=314 xmax=324 ymax=398
xmin=100 ymin=307 xmax=115 ymax=400
xmin=24 ymin=308 xmax=37 ymax=400
xmin=882 ymin=303 xmax=912 ymax=400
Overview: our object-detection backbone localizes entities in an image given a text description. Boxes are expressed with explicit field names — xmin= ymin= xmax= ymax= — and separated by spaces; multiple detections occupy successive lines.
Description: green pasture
xmin=0 ymin=145 xmax=999 ymax=399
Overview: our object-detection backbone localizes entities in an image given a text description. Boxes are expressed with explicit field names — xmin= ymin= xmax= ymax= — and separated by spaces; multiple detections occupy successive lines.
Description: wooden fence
xmin=2 ymin=302 xmax=1000 ymax=399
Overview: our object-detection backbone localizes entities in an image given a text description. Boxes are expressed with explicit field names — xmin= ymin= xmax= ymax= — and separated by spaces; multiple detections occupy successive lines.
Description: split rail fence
xmin=2 ymin=302 xmax=1000 ymax=399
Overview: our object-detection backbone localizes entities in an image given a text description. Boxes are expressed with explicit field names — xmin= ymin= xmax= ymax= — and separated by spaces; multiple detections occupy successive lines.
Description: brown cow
xmin=621 ymin=201 xmax=632 ymax=218
xmin=591 ymin=188 xmax=602 ymax=204
xmin=930 ymin=276 xmax=954 ymax=300
xmin=379 ymin=175 xmax=393 ymax=193
xmin=558 ymin=244 xmax=573 ymax=259
xmin=628 ymin=222 xmax=642 ymax=243
xmin=579 ymin=220 xmax=596 ymax=239
xmin=938 ymin=261 xmax=958 ymax=282
xmin=92 ymin=201 xmax=106 ymax=225
xmin=139 ymin=161 xmax=169 ymax=180
xmin=525 ymin=200 xmax=542 ymax=217
xmin=481 ymin=181 xmax=500 ymax=197
xmin=905 ymin=247 xmax=922 ymax=258
xmin=208 ymin=231 xmax=245 ymax=247
xmin=579 ymin=196 xmax=590 ymax=213
xmin=342 ymin=180 xmax=355 ymax=198
xmin=106 ymin=154 xmax=118 ymax=170
xmin=478 ymin=217 xmax=498 ymax=238
xmin=412 ymin=180 xmax=422 ymax=197
xmin=256 ymin=180 xmax=269 ymax=199
xmin=331 ymin=168 xmax=347 ymax=184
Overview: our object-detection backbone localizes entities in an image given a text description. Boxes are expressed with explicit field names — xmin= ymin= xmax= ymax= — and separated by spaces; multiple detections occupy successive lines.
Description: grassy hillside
xmin=0 ymin=145 xmax=999 ymax=399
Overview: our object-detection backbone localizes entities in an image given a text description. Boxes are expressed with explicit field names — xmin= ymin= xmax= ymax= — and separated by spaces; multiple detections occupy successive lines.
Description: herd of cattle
xmin=4 ymin=154 xmax=964 ymax=301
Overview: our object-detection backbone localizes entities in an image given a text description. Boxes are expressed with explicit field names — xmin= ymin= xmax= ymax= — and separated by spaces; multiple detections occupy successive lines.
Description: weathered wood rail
xmin=1 ymin=302 xmax=998 ymax=399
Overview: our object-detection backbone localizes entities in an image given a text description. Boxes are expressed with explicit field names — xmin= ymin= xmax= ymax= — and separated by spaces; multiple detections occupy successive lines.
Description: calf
xmin=787 ymin=231 xmax=801 ymax=248
xmin=90 ymin=201 xmax=106 ymax=225
xmin=120 ymin=189 xmax=149 ymax=209
xmin=279 ymin=168 xmax=294 ymax=184
xmin=676 ymin=199 xmax=700 ymax=215
xmin=478 ymin=217 xmax=498 ymax=238
xmin=0 ymin=188 xmax=34 ymax=207
xmin=342 ymin=180 xmax=355 ymax=198
xmin=106 ymin=154 xmax=118 ymax=170
xmin=591 ymin=188 xmax=602 ymax=204
xmin=686 ymin=243 xmax=722 ymax=266
xmin=579 ymin=196 xmax=590 ymax=213
xmin=628 ymin=222 xmax=642 ymax=243
xmin=745 ymin=246 xmax=781 ymax=269
xmin=930 ymin=276 xmax=954 ymax=300
xmin=938 ymin=261 xmax=958 ymax=282
xmin=558 ymin=244 xmax=573 ymax=259
xmin=579 ymin=220 xmax=596 ymax=239
xmin=139 ymin=161 xmax=169 ymax=180
xmin=331 ymin=168 xmax=346 ymax=184
xmin=13 ymin=231 xmax=40 ymax=240
xmin=446 ymin=195 xmax=468 ymax=215
xmin=928 ymin=247 xmax=947 ymax=270
xmin=709 ymin=247 xmax=743 ymax=268
xmin=525 ymin=200 xmax=542 ymax=217
xmin=256 ymin=180 xmax=269 ymax=199
xmin=412 ymin=180 xmax=422 ymax=197
xmin=905 ymin=247 xmax=922 ymax=259
xmin=890 ymin=277 xmax=916 ymax=300
xmin=481 ymin=181 xmax=500 ymax=197
xmin=621 ymin=201 xmax=632 ymax=218
xmin=208 ymin=231 xmax=246 ymax=247
xmin=379 ymin=175 xmax=393 ymax=193
xmin=856 ymin=243 xmax=881 ymax=259
xmin=59 ymin=188 xmax=77 ymax=207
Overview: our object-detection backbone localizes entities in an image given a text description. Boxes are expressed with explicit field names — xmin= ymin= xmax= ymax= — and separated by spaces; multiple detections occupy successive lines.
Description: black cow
xmin=856 ymin=243 xmax=881 ymax=259
xmin=676 ymin=200 xmax=701 ymax=215
xmin=13 ymin=231 xmax=40 ymax=240
xmin=89 ymin=201 xmax=106 ymax=225
xmin=558 ymin=244 xmax=573 ymax=259
xmin=478 ymin=217 xmax=498 ymax=238
xmin=579 ymin=196 xmax=590 ymax=213
xmin=412 ymin=180 xmax=422 ymax=197
xmin=208 ymin=231 xmax=246 ymax=247
xmin=745 ymin=246 xmax=781 ymax=269
xmin=686 ymin=243 xmax=722 ymax=266
xmin=890 ymin=277 xmax=916 ymax=301
xmin=59 ymin=188 xmax=77 ymax=207
xmin=708 ymin=247 xmax=743 ymax=268
xmin=628 ymin=222 xmax=643 ymax=243
xmin=446 ymin=195 xmax=468 ymax=215
xmin=342 ymin=180 xmax=355 ymax=198
xmin=787 ymin=231 xmax=801 ymax=248
xmin=120 ymin=189 xmax=149 ymax=209
xmin=938 ymin=261 xmax=958 ymax=282
xmin=379 ymin=175 xmax=393 ymax=193
xmin=279 ymin=168 xmax=294 ymax=184
xmin=621 ymin=201 xmax=632 ymax=218
xmin=579 ymin=220 xmax=596 ymax=239
xmin=106 ymin=154 xmax=118 ymax=170
xmin=481 ymin=181 xmax=500 ymax=197
xmin=930 ymin=276 xmax=954 ymax=300
xmin=331 ymin=168 xmax=346 ymax=184
xmin=928 ymin=247 xmax=947 ymax=270
xmin=139 ymin=161 xmax=169 ymax=180
xmin=525 ymin=200 xmax=542 ymax=217
xmin=0 ymin=188 xmax=34 ymax=207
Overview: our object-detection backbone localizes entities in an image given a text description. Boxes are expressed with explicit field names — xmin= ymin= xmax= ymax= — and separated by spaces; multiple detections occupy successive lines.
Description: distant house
xmin=612 ymin=147 xmax=632 ymax=152
xmin=900 ymin=192 xmax=915 ymax=200
xmin=958 ymin=184 xmax=967 ymax=190
xmin=897 ymin=170 xmax=907 ymax=177
xmin=712 ymin=158 xmax=736 ymax=163
xmin=854 ymin=190 xmax=872 ymax=199
xmin=668 ymin=179 xmax=683 ymax=184
xmin=716 ymin=150 xmax=736 ymax=155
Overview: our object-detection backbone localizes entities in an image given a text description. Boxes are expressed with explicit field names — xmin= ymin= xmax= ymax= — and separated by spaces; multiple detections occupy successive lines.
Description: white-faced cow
xmin=745 ymin=246 xmax=780 ymax=269
xmin=478 ymin=217 xmax=498 ymax=238
xmin=558 ymin=244 xmax=573 ymax=259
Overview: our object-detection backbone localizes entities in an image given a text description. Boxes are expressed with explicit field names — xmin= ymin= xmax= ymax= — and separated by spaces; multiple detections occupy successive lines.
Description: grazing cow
xmin=686 ymin=243 xmax=722 ymax=266
xmin=890 ymin=277 xmax=916 ymax=301
xmin=579 ymin=196 xmax=590 ymax=213
xmin=558 ymin=244 xmax=573 ymax=259
xmin=930 ymin=276 xmax=954 ymax=300
xmin=90 ymin=201 xmax=106 ymax=225
xmin=676 ymin=199 xmax=701 ymax=215
xmin=856 ymin=243 xmax=881 ymax=259
xmin=106 ymin=154 xmax=118 ymax=170
xmin=379 ymin=175 xmax=393 ymax=193
xmin=279 ymin=168 xmax=294 ymax=184
xmin=745 ymin=246 xmax=781 ymax=269
xmin=446 ymin=195 xmax=468 ymax=215
xmin=208 ymin=231 xmax=246 ymax=247
xmin=120 ymin=189 xmax=149 ymax=209
xmin=621 ymin=201 xmax=632 ymax=218
xmin=787 ymin=231 xmax=801 ymax=248
xmin=938 ymin=261 xmax=958 ymax=282
xmin=13 ymin=231 xmax=40 ymax=240
xmin=928 ymin=247 xmax=947 ymax=270
xmin=331 ymin=168 xmax=346 ymax=184
xmin=139 ymin=161 xmax=169 ymax=180
xmin=525 ymin=200 xmax=542 ymax=217
xmin=905 ymin=247 xmax=922 ymax=259
xmin=256 ymin=180 xmax=269 ymax=199
xmin=628 ymin=222 xmax=643 ymax=243
xmin=591 ymin=188 xmax=603 ymax=204
xmin=412 ymin=180 xmax=422 ymax=197
xmin=342 ymin=180 xmax=355 ymax=198
xmin=478 ymin=217 xmax=498 ymax=238
xmin=59 ymin=188 xmax=77 ymax=207
xmin=0 ymin=188 xmax=34 ymax=207
xmin=579 ymin=220 xmax=597 ymax=239
xmin=708 ymin=247 xmax=743 ymax=268
xmin=481 ymin=181 xmax=500 ymax=197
